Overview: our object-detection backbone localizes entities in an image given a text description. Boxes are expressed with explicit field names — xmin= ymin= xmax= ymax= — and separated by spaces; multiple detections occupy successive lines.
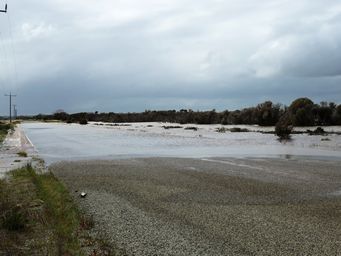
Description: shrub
xmin=17 ymin=151 xmax=28 ymax=157
xmin=184 ymin=127 xmax=198 ymax=131
xmin=275 ymin=114 xmax=293 ymax=141
xmin=307 ymin=127 xmax=326 ymax=135
xmin=79 ymin=119 xmax=88 ymax=125
xmin=230 ymin=127 xmax=250 ymax=132
xmin=216 ymin=127 xmax=227 ymax=133
xmin=162 ymin=126 xmax=182 ymax=129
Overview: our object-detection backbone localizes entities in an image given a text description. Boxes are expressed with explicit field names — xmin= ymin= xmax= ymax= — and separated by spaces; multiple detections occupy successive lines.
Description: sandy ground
xmin=51 ymin=157 xmax=341 ymax=256
xmin=0 ymin=125 xmax=35 ymax=178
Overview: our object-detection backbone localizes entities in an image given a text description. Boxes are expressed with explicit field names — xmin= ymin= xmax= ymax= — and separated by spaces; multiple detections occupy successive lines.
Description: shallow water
xmin=22 ymin=122 xmax=341 ymax=164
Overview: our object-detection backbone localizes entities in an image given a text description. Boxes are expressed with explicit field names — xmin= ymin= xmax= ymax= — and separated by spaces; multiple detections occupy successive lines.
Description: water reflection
xmin=22 ymin=122 xmax=341 ymax=164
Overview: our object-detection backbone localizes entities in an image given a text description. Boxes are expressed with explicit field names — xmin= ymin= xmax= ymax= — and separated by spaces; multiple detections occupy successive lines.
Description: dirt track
xmin=51 ymin=157 xmax=341 ymax=255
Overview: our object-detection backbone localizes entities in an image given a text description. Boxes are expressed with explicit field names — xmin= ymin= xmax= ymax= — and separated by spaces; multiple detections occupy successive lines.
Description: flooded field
xmin=22 ymin=122 xmax=341 ymax=164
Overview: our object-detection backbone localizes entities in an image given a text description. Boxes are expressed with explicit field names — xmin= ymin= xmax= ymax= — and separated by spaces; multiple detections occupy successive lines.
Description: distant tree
xmin=289 ymin=98 xmax=315 ymax=126
xmin=256 ymin=101 xmax=281 ymax=126
xmin=53 ymin=111 xmax=69 ymax=121
xmin=314 ymin=103 xmax=333 ymax=125
xmin=221 ymin=110 xmax=230 ymax=125
xmin=332 ymin=105 xmax=341 ymax=125
xmin=79 ymin=119 xmax=88 ymax=125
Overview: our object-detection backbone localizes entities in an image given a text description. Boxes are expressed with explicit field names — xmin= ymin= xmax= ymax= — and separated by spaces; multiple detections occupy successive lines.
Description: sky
xmin=0 ymin=0 xmax=341 ymax=115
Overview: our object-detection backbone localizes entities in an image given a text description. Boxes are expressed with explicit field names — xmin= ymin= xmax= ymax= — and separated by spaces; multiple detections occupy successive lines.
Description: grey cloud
xmin=0 ymin=0 xmax=341 ymax=115
xmin=249 ymin=3 xmax=341 ymax=78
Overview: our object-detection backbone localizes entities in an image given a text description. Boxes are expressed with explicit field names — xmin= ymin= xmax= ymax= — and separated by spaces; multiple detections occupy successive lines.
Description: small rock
xmin=80 ymin=192 xmax=87 ymax=198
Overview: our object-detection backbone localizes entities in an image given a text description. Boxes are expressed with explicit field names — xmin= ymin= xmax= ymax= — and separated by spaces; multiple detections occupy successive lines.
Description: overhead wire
xmin=0 ymin=0 xmax=18 ymax=116
xmin=6 ymin=9 xmax=18 ymax=94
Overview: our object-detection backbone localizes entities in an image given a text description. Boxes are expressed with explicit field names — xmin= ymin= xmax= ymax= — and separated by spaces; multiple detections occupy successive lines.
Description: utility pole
xmin=5 ymin=92 xmax=16 ymax=123
xmin=0 ymin=4 xmax=7 ymax=13
xmin=13 ymin=104 xmax=17 ymax=119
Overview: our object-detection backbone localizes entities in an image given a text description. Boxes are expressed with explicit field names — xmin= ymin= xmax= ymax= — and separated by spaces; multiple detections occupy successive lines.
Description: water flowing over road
xmin=22 ymin=122 xmax=341 ymax=164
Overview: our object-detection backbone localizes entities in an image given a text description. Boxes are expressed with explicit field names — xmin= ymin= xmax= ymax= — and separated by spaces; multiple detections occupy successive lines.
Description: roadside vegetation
xmin=0 ymin=165 xmax=112 ymax=255
xmin=0 ymin=122 xmax=14 ymax=144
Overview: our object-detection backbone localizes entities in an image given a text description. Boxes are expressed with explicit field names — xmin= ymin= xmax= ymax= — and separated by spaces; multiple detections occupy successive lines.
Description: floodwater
xmin=22 ymin=122 xmax=341 ymax=164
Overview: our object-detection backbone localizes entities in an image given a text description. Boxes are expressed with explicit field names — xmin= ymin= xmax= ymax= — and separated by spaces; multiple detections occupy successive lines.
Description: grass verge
xmin=1 ymin=165 xmax=115 ymax=255
xmin=1 ymin=165 xmax=83 ymax=255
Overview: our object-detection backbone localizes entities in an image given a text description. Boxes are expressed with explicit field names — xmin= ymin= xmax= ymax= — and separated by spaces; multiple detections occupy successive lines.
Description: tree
xmin=289 ymin=98 xmax=315 ymax=126
xmin=275 ymin=113 xmax=293 ymax=141
xmin=256 ymin=101 xmax=281 ymax=126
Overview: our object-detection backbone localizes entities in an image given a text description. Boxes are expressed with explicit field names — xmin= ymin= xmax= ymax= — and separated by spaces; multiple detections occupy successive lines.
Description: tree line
xmin=24 ymin=97 xmax=341 ymax=127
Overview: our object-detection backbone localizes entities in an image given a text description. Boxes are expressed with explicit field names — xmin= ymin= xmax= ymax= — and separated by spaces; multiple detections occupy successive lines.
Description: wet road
xmin=22 ymin=122 xmax=341 ymax=164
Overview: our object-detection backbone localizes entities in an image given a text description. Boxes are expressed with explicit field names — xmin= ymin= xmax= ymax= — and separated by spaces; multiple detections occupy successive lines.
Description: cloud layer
xmin=0 ymin=0 xmax=341 ymax=114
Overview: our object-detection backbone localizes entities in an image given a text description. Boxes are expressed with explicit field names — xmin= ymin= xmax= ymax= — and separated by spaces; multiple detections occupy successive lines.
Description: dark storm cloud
xmin=0 ymin=0 xmax=341 ymax=115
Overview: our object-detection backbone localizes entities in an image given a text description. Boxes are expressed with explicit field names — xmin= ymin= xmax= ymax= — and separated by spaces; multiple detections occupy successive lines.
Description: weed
xmin=1 ymin=166 xmax=84 ymax=255
xmin=2 ymin=207 xmax=28 ymax=231
xmin=17 ymin=151 xmax=28 ymax=158
xmin=163 ymin=125 xmax=182 ymax=129
xmin=80 ymin=215 xmax=95 ymax=230
xmin=185 ymin=127 xmax=198 ymax=131
xmin=216 ymin=127 xmax=227 ymax=133
xmin=230 ymin=127 xmax=250 ymax=132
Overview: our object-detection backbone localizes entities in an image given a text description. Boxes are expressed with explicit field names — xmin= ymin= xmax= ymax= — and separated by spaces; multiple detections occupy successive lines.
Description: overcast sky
xmin=0 ymin=0 xmax=341 ymax=115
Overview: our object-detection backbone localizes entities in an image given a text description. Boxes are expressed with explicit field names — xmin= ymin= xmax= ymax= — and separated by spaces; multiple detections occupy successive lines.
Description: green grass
xmin=31 ymin=169 xmax=82 ymax=254
xmin=15 ymin=166 xmax=83 ymax=254
xmin=1 ymin=166 xmax=85 ymax=255
xmin=1 ymin=165 xmax=116 ymax=255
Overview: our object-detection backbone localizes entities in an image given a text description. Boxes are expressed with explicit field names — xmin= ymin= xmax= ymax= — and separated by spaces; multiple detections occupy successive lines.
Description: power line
xmin=5 ymin=92 xmax=16 ymax=123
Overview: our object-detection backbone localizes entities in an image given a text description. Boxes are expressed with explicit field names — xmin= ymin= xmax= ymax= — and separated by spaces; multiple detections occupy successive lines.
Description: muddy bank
xmin=51 ymin=157 xmax=341 ymax=255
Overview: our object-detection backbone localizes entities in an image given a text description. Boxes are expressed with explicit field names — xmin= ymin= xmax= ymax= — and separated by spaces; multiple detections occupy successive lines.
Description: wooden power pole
xmin=5 ymin=92 xmax=16 ymax=123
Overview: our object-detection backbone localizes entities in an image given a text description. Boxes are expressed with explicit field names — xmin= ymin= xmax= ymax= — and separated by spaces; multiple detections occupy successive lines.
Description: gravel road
xmin=51 ymin=157 xmax=341 ymax=255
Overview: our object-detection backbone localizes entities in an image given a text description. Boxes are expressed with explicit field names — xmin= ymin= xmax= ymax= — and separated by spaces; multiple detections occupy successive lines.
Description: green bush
xmin=275 ymin=114 xmax=293 ymax=141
